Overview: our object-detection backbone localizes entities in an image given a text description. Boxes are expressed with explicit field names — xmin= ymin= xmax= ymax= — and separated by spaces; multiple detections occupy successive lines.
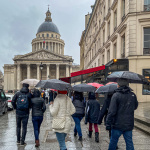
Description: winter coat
xmin=31 ymin=97 xmax=46 ymax=117
xmin=98 ymin=95 xmax=111 ymax=125
xmin=106 ymin=86 xmax=138 ymax=132
xmin=49 ymin=91 xmax=54 ymax=102
xmin=72 ymin=95 xmax=85 ymax=117
xmin=12 ymin=87 xmax=32 ymax=116
xmin=49 ymin=94 xmax=76 ymax=134
xmin=85 ymin=99 xmax=100 ymax=124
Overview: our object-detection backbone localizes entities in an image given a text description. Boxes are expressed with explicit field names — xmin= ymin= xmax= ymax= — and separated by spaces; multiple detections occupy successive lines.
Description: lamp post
xmin=40 ymin=62 xmax=44 ymax=80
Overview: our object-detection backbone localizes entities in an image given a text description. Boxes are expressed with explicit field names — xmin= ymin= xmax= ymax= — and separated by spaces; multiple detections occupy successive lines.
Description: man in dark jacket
xmin=12 ymin=83 xmax=32 ymax=146
xmin=106 ymin=79 xmax=138 ymax=150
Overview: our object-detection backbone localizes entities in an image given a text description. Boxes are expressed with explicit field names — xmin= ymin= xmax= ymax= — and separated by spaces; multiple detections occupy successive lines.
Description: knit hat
xmin=117 ymin=78 xmax=129 ymax=87
xmin=22 ymin=83 xmax=29 ymax=88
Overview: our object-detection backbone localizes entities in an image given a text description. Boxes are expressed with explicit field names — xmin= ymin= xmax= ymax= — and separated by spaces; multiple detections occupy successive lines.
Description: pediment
xmin=14 ymin=50 xmax=72 ymax=61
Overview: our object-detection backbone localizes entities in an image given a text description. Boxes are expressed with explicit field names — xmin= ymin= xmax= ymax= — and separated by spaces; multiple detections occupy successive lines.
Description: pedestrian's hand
xmin=106 ymin=126 xmax=111 ymax=131
xmin=50 ymin=101 xmax=53 ymax=105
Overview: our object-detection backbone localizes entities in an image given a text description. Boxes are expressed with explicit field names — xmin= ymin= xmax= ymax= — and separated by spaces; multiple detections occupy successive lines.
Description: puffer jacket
xmin=49 ymin=94 xmax=76 ymax=133
xmin=106 ymin=86 xmax=138 ymax=131
xmin=31 ymin=97 xmax=46 ymax=117
xmin=12 ymin=87 xmax=32 ymax=116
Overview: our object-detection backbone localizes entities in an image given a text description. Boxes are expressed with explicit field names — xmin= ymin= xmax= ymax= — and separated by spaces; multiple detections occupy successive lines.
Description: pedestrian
xmin=31 ymin=89 xmax=46 ymax=147
xmin=85 ymin=92 xmax=100 ymax=143
xmin=12 ymin=83 xmax=31 ymax=146
xmin=49 ymin=90 xmax=54 ymax=104
xmin=49 ymin=90 xmax=75 ymax=150
xmin=45 ymin=90 xmax=49 ymax=104
xmin=106 ymin=79 xmax=138 ymax=150
xmin=72 ymin=91 xmax=85 ymax=141
xmin=41 ymin=90 xmax=45 ymax=101
xmin=98 ymin=93 xmax=118 ymax=149
xmin=54 ymin=91 xmax=57 ymax=99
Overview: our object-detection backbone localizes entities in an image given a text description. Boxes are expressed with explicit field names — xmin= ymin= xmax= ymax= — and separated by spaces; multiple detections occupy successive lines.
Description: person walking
xmin=72 ymin=91 xmax=85 ymax=141
xmin=12 ymin=83 xmax=32 ymax=146
xmin=85 ymin=92 xmax=100 ymax=143
xmin=45 ymin=90 xmax=49 ymax=104
xmin=49 ymin=90 xmax=54 ymax=104
xmin=49 ymin=90 xmax=75 ymax=150
xmin=106 ymin=79 xmax=138 ymax=150
xmin=31 ymin=89 xmax=46 ymax=147
xmin=41 ymin=90 xmax=45 ymax=101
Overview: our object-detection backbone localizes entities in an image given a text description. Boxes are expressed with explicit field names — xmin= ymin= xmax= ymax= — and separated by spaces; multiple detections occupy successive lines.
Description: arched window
xmin=51 ymin=34 xmax=53 ymax=37
xmin=47 ymin=34 xmax=49 ymax=37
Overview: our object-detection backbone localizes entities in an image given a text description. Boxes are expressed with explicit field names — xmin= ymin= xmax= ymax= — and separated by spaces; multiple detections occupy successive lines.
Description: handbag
xmin=52 ymin=96 xmax=67 ymax=130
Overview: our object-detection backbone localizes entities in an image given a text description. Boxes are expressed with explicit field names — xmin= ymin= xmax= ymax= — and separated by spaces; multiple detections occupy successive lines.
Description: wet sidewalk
xmin=0 ymin=105 xmax=150 ymax=150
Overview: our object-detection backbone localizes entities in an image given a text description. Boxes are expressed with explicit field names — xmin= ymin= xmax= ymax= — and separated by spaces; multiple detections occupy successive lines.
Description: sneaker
xmin=17 ymin=141 xmax=20 ymax=145
xmin=20 ymin=142 xmax=27 ymax=146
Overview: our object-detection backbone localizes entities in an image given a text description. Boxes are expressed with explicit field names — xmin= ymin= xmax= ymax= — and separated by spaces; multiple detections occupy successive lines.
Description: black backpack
xmin=17 ymin=94 xmax=29 ymax=110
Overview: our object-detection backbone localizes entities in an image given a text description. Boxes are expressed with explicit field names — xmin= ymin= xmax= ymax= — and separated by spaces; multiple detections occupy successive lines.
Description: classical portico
xmin=3 ymin=9 xmax=79 ymax=91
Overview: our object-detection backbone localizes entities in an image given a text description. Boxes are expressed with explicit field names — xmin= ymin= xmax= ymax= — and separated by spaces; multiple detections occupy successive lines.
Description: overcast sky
xmin=0 ymin=0 xmax=95 ymax=72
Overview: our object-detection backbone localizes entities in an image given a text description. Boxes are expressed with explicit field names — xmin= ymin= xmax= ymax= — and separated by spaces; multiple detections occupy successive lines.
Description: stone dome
xmin=37 ymin=21 xmax=60 ymax=34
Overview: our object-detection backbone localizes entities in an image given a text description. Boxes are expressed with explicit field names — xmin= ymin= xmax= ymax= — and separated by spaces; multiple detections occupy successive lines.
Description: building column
xmin=14 ymin=64 xmax=17 ymax=90
xmin=63 ymin=45 xmax=64 ymax=55
xmin=56 ymin=64 xmax=59 ymax=79
xmin=58 ymin=43 xmax=60 ymax=55
xmin=39 ymin=42 xmax=40 ymax=50
xmin=42 ymin=42 xmax=43 ymax=49
xmin=27 ymin=64 xmax=31 ymax=79
xmin=17 ymin=64 xmax=21 ymax=90
xmin=117 ymin=34 xmax=121 ymax=58
xmin=37 ymin=64 xmax=40 ymax=80
xmin=69 ymin=65 xmax=72 ymax=74
xmin=48 ymin=42 xmax=50 ymax=51
xmin=55 ymin=42 xmax=56 ymax=53
xmin=52 ymin=42 xmax=53 ymax=52
xmin=66 ymin=65 xmax=69 ymax=77
xmin=47 ymin=64 xmax=50 ymax=79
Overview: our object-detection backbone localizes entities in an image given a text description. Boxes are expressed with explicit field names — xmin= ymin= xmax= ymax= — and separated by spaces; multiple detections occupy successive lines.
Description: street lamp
xmin=40 ymin=62 xmax=44 ymax=80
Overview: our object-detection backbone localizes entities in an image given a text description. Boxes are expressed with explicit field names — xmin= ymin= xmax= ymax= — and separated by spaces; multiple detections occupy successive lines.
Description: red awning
xmin=71 ymin=65 xmax=105 ymax=77
xmin=59 ymin=77 xmax=71 ymax=83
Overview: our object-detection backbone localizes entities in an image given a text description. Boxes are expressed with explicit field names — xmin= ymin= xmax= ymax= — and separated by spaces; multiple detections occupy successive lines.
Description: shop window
xmin=143 ymin=69 xmax=150 ymax=95
xmin=143 ymin=27 xmax=150 ymax=54
xmin=121 ymin=34 xmax=125 ymax=58
xmin=144 ymin=0 xmax=150 ymax=11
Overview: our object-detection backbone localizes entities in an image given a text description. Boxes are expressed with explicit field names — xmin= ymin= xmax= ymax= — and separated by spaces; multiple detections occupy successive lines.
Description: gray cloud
xmin=0 ymin=0 xmax=95 ymax=72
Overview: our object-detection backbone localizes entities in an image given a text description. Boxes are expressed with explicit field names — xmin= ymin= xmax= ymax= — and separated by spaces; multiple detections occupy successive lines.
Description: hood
xmin=115 ymin=86 xmax=132 ymax=94
xmin=20 ymin=87 xmax=29 ymax=94
xmin=74 ymin=91 xmax=83 ymax=101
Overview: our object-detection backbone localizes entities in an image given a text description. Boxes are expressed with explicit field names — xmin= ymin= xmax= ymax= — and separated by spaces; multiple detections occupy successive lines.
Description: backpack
xmin=17 ymin=94 xmax=29 ymax=110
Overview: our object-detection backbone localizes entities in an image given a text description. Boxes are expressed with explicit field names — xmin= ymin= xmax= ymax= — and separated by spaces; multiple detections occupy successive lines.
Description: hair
xmin=33 ymin=89 xmax=41 ymax=98
xmin=88 ymin=92 xmax=96 ymax=100
xmin=74 ymin=91 xmax=83 ymax=101
xmin=117 ymin=78 xmax=129 ymax=87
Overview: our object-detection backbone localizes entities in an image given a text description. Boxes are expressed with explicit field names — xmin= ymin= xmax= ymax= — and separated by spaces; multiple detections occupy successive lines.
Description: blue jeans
xmin=108 ymin=129 xmax=134 ymax=150
xmin=32 ymin=116 xmax=43 ymax=140
xmin=55 ymin=132 xmax=67 ymax=150
xmin=72 ymin=116 xmax=83 ymax=137
xmin=16 ymin=115 xmax=29 ymax=142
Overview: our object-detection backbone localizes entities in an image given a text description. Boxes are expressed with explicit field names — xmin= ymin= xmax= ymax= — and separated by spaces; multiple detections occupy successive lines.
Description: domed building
xmin=4 ymin=9 xmax=79 ymax=91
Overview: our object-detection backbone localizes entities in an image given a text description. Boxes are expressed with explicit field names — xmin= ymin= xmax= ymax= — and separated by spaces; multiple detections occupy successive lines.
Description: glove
xmin=106 ymin=126 xmax=111 ymax=131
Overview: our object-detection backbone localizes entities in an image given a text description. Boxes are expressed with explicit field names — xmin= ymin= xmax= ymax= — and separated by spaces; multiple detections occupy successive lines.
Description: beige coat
xmin=49 ymin=94 xmax=76 ymax=133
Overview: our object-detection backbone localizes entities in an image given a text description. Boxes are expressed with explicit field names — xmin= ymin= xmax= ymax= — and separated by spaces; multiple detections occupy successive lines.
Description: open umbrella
xmin=35 ymin=79 xmax=72 ymax=91
xmin=106 ymin=82 xmax=117 ymax=85
xmin=72 ymin=84 xmax=96 ymax=92
xmin=107 ymin=71 xmax=148 ymax=84
xmin=96 ymin=83 xmax=117 ymax=94
xmin=87 ymin=83 xmax=103 ymax=89
xmin=21 ymin=79 xmax=39 ymax=86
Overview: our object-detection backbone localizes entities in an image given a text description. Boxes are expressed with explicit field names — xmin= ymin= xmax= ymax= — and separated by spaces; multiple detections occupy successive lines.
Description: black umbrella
xmin=35 ymin=79 xmax=72 ymax=91
xmin=72 ymin=84 xmax=96 ymax=92
xmin=107 ymin=71 xmax=148 ymax=84
xmin=95 ymin=83 xmax=117 ymax=94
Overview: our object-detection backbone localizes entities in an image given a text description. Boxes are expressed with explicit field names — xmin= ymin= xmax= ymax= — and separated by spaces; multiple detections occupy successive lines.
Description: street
xmin=0 ymin=105 xmax=150 ymax=150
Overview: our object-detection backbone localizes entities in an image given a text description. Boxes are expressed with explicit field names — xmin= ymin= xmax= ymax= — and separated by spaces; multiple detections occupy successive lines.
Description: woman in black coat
xmin=85 ymin=92 xmax=100 ymax=143
xmin=72 ymin=91 xmax=85 ymax=141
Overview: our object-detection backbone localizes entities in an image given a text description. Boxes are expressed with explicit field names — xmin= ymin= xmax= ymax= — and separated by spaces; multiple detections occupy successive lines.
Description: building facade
xmin=4 ymin=9 xmax=79 ymax=91
xmin=81 ymin=0 xmax=150 ymax=102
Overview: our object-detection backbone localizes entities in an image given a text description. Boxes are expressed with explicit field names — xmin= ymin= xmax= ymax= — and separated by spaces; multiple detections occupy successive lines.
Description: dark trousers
xmin=32 ymin=116 xmax=43 ymax=140
xmin=16 ymin=115 xmax=29 ymax=142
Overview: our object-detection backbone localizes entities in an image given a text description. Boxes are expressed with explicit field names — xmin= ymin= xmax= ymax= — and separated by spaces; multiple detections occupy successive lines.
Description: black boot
xmin=78 ymin=136 xmax=82 ymax=141
xmin=74 ymin=132 xmax=77 ymax=137
xmin=95 ymin=132 xmax=99 ymax=143
xmin=88 ymin=131 xmax=92 ymax=138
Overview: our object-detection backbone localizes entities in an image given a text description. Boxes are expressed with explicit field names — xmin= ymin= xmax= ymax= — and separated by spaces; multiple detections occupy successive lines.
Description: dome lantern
xmin=45 ymin=6 xmax=52 ymax=22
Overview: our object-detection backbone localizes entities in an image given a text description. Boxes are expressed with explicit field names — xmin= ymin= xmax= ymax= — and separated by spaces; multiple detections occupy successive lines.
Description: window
xmin=114 ymin=10 xmax=117 ymax=29
xmin=122 ymin=0 xmax=125 ymax=16
xmin=113 ymin=43 xmax=117 ymax=58
xmin=46 ymin=45 xmax=48 ymax=49
xmin=144 ymin=0 xmax=150 ymax=11
xmin=107 ymin=50 xmax=110 ymax=62
xmin=103 ymin=6 xmax=105 ymax=19
xmin=102 ymin=54 xmax=105 ymax=65
xmin=143 ymin=69 xmax=150 ymax=95
xmin=39 ymin=34 xmax=40 ymax=37
xmin=51 ymin=34 xmax=53 ymax=37
xmin=108 ymin=21 xmax=110 ymax=38
xmin=103 ymin=29 xmax=105 ymax=44
xmin=98 ymin=59 xmax=100 ymax=66
xmin=121 ymin=34 xmax=125 ymax=58
xmin=144 ymin=28 xmax=150 ymax=54
xmin=42 ymin=34 xmax=44 ymax=37
xmin=56 ymin=35 xmax=57 ymax=38
xmin=47 ymin=34 xmax=49 ymax=37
